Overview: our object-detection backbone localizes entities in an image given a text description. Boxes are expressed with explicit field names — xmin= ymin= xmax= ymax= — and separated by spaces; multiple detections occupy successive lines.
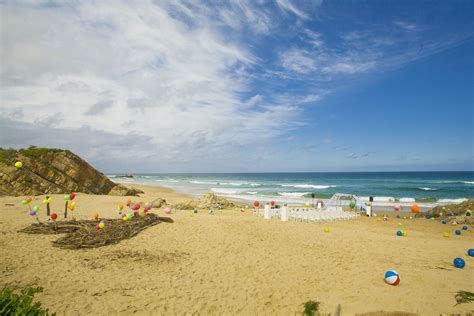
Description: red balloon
xmin=253 ymin=201 xmax=260 ymax=207
xmin=131 ymin=204 xmax=140 ymax=211
xmin=69 ymin=193 xmax=76 ymax=200
xmin=270 ymin=200 xmax=275 ymax=206
xmin=51 ymin=213 xmax=58 ymax=220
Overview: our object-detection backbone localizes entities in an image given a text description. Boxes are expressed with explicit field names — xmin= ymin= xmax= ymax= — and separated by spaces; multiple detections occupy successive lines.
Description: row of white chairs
xmin=257 ymin=207 xmax=359 ymax=223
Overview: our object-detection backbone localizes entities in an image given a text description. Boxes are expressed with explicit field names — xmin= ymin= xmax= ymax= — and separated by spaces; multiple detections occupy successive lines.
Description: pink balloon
xmin=393 ymin=204 xmax=401 ymax=211
xmin=164 ymin=207 xmax=171 ymax=214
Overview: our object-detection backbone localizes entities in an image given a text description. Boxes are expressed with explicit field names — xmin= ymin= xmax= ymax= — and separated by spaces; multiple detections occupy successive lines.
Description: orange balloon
xmin=411 ymin=204 xmax=420 ymax=213
xmin=94 ymin=212 xmax=99 ymax=220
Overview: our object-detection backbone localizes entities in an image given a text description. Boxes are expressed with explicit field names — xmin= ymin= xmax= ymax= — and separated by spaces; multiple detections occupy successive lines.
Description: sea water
xmin=108 ymin=172 xmax=473 ymax=208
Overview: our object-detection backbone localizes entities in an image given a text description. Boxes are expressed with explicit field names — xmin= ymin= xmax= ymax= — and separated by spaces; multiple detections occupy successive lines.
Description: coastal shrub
xmin=302 ymin=300 xmax=320 ymax=316
xmin=0 ymin=286 xmax=55 ymax=315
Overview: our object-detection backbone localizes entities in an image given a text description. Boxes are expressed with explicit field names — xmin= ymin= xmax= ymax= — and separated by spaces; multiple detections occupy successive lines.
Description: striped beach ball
xmin=384 ymin=270 xmax=400 ymax=286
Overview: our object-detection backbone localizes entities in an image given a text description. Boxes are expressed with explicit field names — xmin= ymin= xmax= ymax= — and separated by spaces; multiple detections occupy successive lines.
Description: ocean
xmin=108 ymin=172 xmax=473 ymax=208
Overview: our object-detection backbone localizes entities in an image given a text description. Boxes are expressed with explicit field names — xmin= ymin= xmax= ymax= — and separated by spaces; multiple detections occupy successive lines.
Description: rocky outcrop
xmin=421 ymin=199 xmax=473 ymax=218
xmin=173 ymin=192 xmax=238 ymax=210
xmin=0 ymin=147 xmax=143 ymax=196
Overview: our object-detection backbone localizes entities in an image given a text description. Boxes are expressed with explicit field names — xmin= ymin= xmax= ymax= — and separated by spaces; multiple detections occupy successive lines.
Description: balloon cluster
xmin=30 ymin=205 xmax=40 ymax=217
xmin=96 ymin=220 xmax=105 ymax=230
xmin=42 ymin=197 xmax=52 ymax=204
xmin=64 ymin=193 xmax=76 ymax=201
xmin=21 ymin=196 xmax=33 ymax=205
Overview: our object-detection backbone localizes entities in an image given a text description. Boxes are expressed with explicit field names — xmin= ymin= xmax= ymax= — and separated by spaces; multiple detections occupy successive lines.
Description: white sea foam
xmin=464 ymin=181 xmax=474 ymax=185
xmin=281 ymin=184 xmax=335 ymax=189
xmin=400 ymin=197 xmax=416 ymax=203
xmin=191 ymin=180 xmax=219 ymax=185
xmin=438 ymin=198 xmax=468 ymax=203
xmin=211 ymin=188 xmax=239 ymax=194
xmin=419 ymin=187 xmax=438 ymax=191
xmin=278 ymin=192 xmax=311 ymax=197
xmin=246 ymin=191 xmax=258 ymax=194
xmin=360 ymin=196 xmax=396 ymax=202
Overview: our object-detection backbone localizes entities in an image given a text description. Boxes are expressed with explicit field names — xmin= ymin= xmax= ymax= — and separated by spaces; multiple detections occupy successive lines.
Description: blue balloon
xmin=455 ymin=230 xmax=461 ymax=235
xmin=453 ymin=257 xmax=465 ymax=269
xmin=468 ymin=249 xmax=474 ymax=257
xmin=462 ymin=225 xmax=468 ymax=230
xmin=396 ymin=230 xmax=403 ymax=237
xmin=441 ymin=220 xmax=447 ymax=224
xmin=425 ymin=214 xmax=431 ymax=219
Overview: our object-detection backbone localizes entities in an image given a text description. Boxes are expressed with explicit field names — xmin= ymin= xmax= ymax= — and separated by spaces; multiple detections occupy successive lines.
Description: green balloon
xmin=33 ymin=205 xmax=40 ymax=212
xmin=21 ymin=200 xmax=28 ymax=205
xmin=64 ymin=195 xmax=71 ymax=201
xmin=349 ymin=201 xmax=356 ymax=208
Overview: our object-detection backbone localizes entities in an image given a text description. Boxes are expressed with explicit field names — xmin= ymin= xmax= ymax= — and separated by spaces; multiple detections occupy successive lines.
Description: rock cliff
xmin=0 ymin=147 xmax=143 ymax=196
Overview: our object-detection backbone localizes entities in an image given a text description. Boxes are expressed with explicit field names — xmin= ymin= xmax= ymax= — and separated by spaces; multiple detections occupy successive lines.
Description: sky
xmin=0 ymin=0 xmax=473 ymax=173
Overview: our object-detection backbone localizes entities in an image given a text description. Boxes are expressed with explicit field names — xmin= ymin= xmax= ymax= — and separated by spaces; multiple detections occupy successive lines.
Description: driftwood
xmin=19 ymin=213 xmax=170 ymax=249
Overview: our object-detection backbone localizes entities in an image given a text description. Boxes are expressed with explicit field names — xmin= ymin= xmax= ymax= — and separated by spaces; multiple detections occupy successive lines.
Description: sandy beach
xmin=0 ymin=184 xmax=473 ymax=315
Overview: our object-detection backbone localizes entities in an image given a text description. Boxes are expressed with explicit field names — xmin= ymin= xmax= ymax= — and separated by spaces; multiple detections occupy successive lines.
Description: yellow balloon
xmin=14 ymin=161 xmax=23 ymax=168
xmin=443 ymin=232 xmax=450 ymax=238
xmin=323 ymin=227 xmax=330 ymax=233
xmin=98 ymin=223 xmax=105 ymax=229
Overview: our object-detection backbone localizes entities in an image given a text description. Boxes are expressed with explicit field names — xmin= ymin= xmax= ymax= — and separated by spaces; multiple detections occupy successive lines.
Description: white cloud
xmin=275 ymin=0 xmax=308 ymax=19
xmin=323 ymin=61 xmax=376 ymax=74
xmin=280 ymin=49 xmax=317 ymax=74
xmin=394 ymin=21 xmax=417 ymax=31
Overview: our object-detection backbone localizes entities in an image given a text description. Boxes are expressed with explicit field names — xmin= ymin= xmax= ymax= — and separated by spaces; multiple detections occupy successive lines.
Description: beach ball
xmin=441 ymin=220 xmax=447 ymax=224
xmin=411 ymin=204 xmax=420 ymax=214
xmin=15 ymin=161 xmax=23 ymax=168
xmin=384 ymin=270 xmax=400 ymax=286
xmin=393 ymin=204 xmax=401 ymax=211
xmin=467 ymin=249 xmax=474 ymax=257
xmin=51 ymin=213 xmax=58 ymax=220
xmin=453 ymin=258 xmax=465 ymax=269
xmin=462 ymin=226 xmax=468 ymax=231
xmin=455 ymin=230 xmax=461 ymax=235
xmin=443 ymin=232 xmax=450 ymax=238
xmin=396 ymin=230 xmax=403 ymax=237
xmin=253 ymin=201 xmax=260 ymax=207
xmin=164 ymin=207 xmax=172 ymax=214
xmin=323 ymin=227 xmax=330 ymax=233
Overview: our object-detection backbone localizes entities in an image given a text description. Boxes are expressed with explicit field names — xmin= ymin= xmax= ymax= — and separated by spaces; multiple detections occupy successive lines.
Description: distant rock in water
xmin=0 ymin=147 xmax=143 ymax=196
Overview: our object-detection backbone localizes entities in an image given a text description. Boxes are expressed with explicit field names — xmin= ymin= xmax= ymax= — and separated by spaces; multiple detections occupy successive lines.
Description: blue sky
xmin=0 ymin=0 xmax=473 ymax=172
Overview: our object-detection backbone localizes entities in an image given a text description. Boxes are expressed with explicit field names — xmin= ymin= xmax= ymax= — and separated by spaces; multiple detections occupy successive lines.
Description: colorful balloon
xmin=468 ymin=249 xmax=474 ymax=257
xmin=443 ymin=232 xmax=450 ymax=238
xmin=323 ymin=227 xmax=330 ymax=233
xmin=270 ymin=201 xmax=275 ymax=206
xmin=98 ymin=222 xmax=105 ymax=229
xmin=21 ymin=199 xmax=28 ymax=205
xmin=164 ymin=207 xmax=172 ymax=214
xmin=51 ymin=213 xmax=58 ymax=220
xmin=453 ymin=257 xmax=465 ymax=269
xmin=32 ymin=205 xmax=40 ymax=212
xmin=396 ymin=230 xmax=403 ymax=236
xmin=64 ymin=195 xmax=71 ymax=201
xmin=42 ymin=198 xmax=52 ymax=204
xmin=253 ymin=201 xmax=260 ymax=207
xmin=131 ymin=204 xmax=140 ymax=211
xmin=411 ymin=204 xmax=420 ymax=213
xmin=14 ymin=161 xmax=23 ymax=168
xmin=349 ymin=201 xmax=356 ymax=209
xmin=441 ymin=220 xmax=447 ymax=224
xmin=29 ymin=211 xmax=36 ymax=216
xmin=384 ymin=270 xmax=400 ymax=286
xmin=462 ymin=225 xmax=468 ymax=231
xmin=455 ymin=230 xmax=461 ymax=235
xmin=393 ymin=204 xmax=401 ymax=211
xmin=126 ymin=198 xmax=132 ymax=206
xmin=69 ymin=193 xmax=76 ymax=200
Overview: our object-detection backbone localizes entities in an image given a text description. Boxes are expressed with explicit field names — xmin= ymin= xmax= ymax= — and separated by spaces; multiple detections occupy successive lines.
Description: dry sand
xmin=1 ymin=184 xmax=473 ymax=315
